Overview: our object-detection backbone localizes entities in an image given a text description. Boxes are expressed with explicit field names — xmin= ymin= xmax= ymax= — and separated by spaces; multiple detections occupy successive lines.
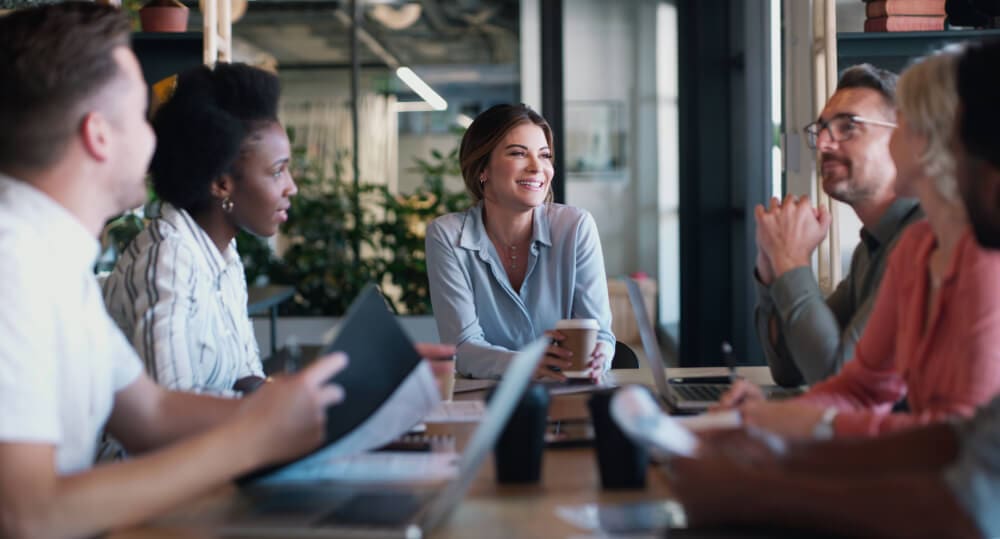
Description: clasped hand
xmin=755 ymin=194 xmax=832 ymax=284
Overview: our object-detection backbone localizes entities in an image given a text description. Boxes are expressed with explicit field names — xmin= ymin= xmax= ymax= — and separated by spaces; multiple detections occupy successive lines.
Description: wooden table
xmin=110 ymin=366 xmax=775 ymax=538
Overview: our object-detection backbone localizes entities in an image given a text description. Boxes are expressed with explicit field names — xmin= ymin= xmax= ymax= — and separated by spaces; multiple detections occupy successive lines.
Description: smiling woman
xmin=425 ymin=104 xmax=616 ymax=382
xmin=102 ymin=63 xmax=295 ymax=396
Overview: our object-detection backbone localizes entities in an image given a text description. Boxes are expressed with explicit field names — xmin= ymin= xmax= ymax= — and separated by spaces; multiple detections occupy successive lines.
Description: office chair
xmin=611 ymin=341 xmax=640 ymax=369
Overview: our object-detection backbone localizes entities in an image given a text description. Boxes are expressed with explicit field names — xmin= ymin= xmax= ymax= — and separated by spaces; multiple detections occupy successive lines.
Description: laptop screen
xmin=625 ymin=279 xmax=673 ymax=399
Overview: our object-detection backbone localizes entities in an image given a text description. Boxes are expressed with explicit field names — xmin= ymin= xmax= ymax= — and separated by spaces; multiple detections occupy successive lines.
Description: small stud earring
xmin=221 ymin=197 xmax=234 ymax=213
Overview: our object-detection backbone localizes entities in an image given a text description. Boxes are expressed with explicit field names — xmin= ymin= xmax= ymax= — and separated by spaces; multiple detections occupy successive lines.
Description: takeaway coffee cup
xmin=434 ymin=358 xmax=457 ymax=402
xmin=490 ymin=383 xmax=550 ymax=484
xmin=588 ymin=388 xmax=648 ymax=489
xmin=554 ymin=318 xmax=599 ymax=378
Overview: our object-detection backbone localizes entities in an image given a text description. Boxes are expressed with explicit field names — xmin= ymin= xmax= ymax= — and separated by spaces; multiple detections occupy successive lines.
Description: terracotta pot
xmin=139 ymin=0 xmax=189 ymax=32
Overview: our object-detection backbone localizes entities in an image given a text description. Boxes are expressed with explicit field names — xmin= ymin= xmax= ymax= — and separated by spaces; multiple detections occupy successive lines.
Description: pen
xmin=721 ymin=341 xmax=738 ymax=384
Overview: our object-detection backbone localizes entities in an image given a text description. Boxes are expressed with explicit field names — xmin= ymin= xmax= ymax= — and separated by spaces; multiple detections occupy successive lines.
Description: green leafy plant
xmin=374 ymin=147 xmax=467 ymax=314
xmin=251 ymin=147 xmax=386 ymax=315
xmin=241 ymin=143 xmax=467 ymax=316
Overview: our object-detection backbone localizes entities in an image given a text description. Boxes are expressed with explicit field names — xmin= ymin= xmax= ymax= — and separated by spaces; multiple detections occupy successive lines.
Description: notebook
xmin=216 ymin=338 xmax=549 ymax=537
xmin=239 ymin=283 xmax=429 ymax=484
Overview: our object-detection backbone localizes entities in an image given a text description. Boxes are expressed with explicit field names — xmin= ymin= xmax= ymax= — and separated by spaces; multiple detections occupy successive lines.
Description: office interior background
xmin=114 ymin=0 xmax=997 ymax=367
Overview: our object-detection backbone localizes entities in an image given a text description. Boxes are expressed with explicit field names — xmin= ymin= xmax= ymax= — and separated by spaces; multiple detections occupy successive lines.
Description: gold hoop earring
xmin=221 ymin=197 xmax=234 ymax=213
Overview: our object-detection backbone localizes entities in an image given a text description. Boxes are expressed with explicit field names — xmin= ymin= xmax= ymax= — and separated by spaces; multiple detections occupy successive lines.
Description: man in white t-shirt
xmin=0 ymin=4 xmax=357 ymax=536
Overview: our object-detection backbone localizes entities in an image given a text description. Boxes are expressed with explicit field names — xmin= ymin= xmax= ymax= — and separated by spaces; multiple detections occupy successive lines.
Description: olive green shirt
xmin=755 ymin=198 xmax=922 ymax=387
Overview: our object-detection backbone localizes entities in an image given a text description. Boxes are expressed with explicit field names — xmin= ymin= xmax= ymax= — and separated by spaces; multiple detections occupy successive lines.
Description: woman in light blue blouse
xmin=426 ymin=104 xmax=615 ymax=380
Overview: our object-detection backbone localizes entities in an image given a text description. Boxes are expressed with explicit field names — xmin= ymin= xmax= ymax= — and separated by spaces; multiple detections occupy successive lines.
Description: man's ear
xmin=79 ymin=111 xmax=112 ymax=162
xmin=210 ymin=172 xmax=236 ymax=200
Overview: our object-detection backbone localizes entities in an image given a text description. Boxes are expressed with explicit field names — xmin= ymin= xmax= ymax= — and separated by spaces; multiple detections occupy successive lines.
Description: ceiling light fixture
xmin=369 ymin=3 xmax=422 ymax=30
xmin=456 ymin=113 xmax=474 ymax=128
xmin=396 ymin=66 xmax=448 ymax=111
xmin=395 ymin=101 xmax=435 ymax=112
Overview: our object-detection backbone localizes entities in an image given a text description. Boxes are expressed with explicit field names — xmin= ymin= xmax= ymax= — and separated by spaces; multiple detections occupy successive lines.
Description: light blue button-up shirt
xmin=426 ymin=202 xmax=615 ymax=379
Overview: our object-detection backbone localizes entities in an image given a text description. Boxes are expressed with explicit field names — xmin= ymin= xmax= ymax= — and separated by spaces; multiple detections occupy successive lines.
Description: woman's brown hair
xmin=459 ymin=103 xmax=554 ymax=203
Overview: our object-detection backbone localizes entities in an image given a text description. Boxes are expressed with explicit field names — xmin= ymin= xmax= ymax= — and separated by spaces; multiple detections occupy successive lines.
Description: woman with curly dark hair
xmin=103 ymin=62 xmax=296 ymax=395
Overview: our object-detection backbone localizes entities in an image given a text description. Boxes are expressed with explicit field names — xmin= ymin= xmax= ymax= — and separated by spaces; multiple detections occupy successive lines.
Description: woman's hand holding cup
xmin=537 ymin=330 xmax=572 ymax=381
xmin=587 ymin=341 xmax=611 ymax=383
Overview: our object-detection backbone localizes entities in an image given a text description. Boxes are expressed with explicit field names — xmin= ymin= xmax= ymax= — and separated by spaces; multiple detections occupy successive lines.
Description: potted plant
xmin=138 ymin=0 xmax=188 ymax=32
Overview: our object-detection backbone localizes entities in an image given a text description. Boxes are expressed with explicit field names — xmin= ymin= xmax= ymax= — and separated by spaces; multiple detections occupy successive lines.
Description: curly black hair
xmin=149 ymin=62 xmax=280 ymax=214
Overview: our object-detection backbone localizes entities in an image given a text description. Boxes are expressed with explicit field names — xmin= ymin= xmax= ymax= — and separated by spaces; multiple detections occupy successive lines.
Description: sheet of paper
xmin=610 ymin=385 xmax=699 ymax=458
xmin=255 ymin=451 xmax=460 ymax=484
xmin=259 ymin=361 xmax=441 ymax=484
xmin=675 ymin=409 xmax=742 ymax=431
xmin=423 ymin=400 xmax=486 ymax=423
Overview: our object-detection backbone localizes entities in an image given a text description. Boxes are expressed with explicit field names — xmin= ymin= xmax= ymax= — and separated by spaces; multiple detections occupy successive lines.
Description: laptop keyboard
xmin=670 ymin=384 xmax=727 ymax=402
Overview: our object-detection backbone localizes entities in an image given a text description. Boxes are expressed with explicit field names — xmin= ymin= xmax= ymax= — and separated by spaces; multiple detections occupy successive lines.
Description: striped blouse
xmin=102 ymin=203 xmax=263 ymax=395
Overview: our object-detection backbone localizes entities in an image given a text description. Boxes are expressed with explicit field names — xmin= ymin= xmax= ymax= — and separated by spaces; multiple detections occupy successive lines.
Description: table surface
xmin=109 ymin=366 xmax=775 ymax=539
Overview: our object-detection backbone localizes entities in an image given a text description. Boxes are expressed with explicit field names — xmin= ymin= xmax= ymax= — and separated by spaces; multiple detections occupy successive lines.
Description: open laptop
xmin=625 ymin=278 xmax=731 ymax=413
xmin=216 ymin=337 xmax=548 ymax=538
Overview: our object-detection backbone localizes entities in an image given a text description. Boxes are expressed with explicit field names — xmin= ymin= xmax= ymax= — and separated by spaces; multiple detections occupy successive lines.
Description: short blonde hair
xmin=896 ymin=45 xmax=964 ymax=202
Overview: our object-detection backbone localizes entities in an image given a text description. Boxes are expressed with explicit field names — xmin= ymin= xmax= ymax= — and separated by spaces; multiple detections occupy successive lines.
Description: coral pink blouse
xmin=798 ymin=220 xmax=1000 ymax=436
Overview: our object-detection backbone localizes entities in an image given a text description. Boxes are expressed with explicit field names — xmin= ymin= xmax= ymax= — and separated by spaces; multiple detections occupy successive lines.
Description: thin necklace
xmin=494 ymin=239 xmax=523 ymax=272
xmin=488 ymin=232 xmax=528 ymax=273
xmin=482 ymin=207 xmax=531 ymax=274
xmin=504 ymin=242 xmax=520 ymax=272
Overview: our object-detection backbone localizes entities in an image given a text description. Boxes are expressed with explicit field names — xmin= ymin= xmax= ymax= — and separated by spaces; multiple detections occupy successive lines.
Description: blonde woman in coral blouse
xmin=717 ymin=46 xmax=1000 ymax=439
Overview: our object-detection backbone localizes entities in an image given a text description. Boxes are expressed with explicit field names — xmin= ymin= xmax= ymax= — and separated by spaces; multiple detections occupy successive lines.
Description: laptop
xmin=625 ymin=278 xmax=731 ymax=413
xmin=216 ymin=337 xmax=549 ymax=538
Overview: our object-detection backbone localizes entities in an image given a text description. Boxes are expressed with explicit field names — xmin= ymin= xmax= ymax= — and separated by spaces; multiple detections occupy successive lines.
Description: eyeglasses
xmin=802 ymin=114 xmax=897 ymax=150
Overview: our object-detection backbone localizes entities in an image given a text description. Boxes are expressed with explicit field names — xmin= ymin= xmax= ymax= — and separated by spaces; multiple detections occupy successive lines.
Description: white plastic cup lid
xmin=555 ymin=318 xmax=600 ymax=330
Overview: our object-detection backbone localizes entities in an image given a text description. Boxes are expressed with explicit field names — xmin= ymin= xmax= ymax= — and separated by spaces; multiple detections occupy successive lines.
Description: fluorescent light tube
xmin=396 ymin=66 xmax=447 ymax=111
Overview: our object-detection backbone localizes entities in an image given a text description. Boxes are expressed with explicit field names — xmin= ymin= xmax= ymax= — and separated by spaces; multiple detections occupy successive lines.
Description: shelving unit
xmin=838 ymin=29 xmax=1000 ymax=73
xmin=132 ymin=32 xmax=203 ymax=86
xmin=131 ymin=0 xmax=232 ymax=87
xmin=200 ymin=0 xmax=232 ymax=65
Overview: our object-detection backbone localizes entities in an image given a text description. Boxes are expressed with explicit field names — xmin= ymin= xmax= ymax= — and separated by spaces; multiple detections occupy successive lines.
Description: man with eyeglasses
xmin=666 ymin=41 xmax=1000 ymax=539
xmin=744 ymin=64 xmax=922 ymax=392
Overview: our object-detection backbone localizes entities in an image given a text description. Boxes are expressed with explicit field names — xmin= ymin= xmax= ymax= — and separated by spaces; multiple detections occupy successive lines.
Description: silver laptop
xmin=625 ymin=278 xmax=730 ymax=412
xmin=217 ymin=338 xmax=548 ymax=538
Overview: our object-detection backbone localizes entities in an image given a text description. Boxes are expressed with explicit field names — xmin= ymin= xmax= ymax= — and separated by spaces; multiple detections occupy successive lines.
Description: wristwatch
xmin=812 ymin=407 xmax=839 ymax=440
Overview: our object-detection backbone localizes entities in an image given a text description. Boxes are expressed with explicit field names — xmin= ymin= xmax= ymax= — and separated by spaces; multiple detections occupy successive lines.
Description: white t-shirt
xmin=0 ymin=174 xmax=142 ymax=474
